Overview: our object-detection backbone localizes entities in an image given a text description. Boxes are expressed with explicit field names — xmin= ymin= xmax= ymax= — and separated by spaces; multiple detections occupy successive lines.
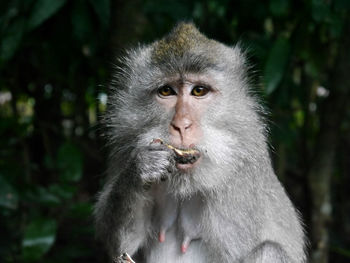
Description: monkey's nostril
xmin=171 ymin=123 xmax=181 ymax=131
xmin=171 ymin=120 xmax=192 ymax=134
xmin=184 ymin=123 xmax=192 ymax=130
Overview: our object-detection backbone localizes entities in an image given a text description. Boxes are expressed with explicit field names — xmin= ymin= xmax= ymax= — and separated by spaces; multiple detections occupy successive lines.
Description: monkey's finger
xmin=114 ymin=253 xmax=136 ymax=263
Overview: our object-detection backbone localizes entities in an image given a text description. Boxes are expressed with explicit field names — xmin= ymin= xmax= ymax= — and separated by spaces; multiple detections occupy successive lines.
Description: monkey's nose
xmin=171 ymin=118 xmax=192 ymax=137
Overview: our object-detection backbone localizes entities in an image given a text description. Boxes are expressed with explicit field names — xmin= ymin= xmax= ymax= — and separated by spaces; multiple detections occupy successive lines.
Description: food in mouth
xmin=152 ymin=139 xmax=201 ymax=164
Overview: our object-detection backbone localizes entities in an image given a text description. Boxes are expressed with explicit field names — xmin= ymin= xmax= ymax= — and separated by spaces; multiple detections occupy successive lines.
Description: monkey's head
xmin=106 ymin=23 xmax=267 ymax=194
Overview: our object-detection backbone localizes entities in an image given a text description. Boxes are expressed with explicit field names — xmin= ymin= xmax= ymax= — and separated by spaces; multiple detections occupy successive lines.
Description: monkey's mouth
xmin=152 ymin=138 xmax=201 ymax=165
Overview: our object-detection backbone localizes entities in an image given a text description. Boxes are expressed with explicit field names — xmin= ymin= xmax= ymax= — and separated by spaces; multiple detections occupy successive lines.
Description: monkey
xmin=94 ymin=23 xmax=306 ymax=263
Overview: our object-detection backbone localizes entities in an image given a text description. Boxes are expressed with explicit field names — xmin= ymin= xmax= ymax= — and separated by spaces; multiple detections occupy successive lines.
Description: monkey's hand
xmin=114 ymin=253 xmax=136 ymax=263
xmin=135 ymin=144 xmax=173 ymax=184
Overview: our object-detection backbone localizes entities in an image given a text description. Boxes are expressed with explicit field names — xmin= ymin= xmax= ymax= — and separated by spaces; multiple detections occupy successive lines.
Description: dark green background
xmin=1 ymin=0 xmax=349 ymax=262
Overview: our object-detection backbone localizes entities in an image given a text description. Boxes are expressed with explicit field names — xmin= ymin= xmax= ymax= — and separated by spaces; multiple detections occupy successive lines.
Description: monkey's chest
xmin=146 ymin=185 xmax=207 ymax=262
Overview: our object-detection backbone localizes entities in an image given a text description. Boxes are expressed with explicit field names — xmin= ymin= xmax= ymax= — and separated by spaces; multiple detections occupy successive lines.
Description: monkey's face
xmin=155 ymin=73 xmax=218 ymax=171
xmin=106 ymin=23 xmax=266 ymax=194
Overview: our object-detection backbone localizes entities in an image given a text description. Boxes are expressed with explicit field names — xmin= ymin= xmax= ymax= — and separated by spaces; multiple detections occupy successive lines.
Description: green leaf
xmin=49 ymin=184 xmax=77 ymax=200
xmin=89 ymin=0 xmax=110 ymax=28
xmin=294 ymin=109 xmax=305 ymax=127
xmin=311 ymin=0 xmax=330 ymax=22
xmin=27 ymin=0 xmax=67 ymax=31
xmin=0 ymin=175 xmax=18 ymax=209
xmin=72 ymin=0 xmax=94 ymax=42
xmin=37 ymin=187 xmax=61 ymax=206
xmin=57 ymin=142 xmax=83 ymax=182
xmin=334 ymin=0 xmax=350 ymax=10
xmin=22 ymin=218 xmax=57 ymax=261
xmin=263 ymin=37 xmax=291 ymax=94
xmin=69 ymin=202 xmax=92 ymax=219
xmin=269 ymin=0 xmax=289 ymax=17
xmin=329 ymin=15 xmax=343 ymax=38
xmin=305 ymin=61 xmax=319 ymax=78
xmin=0 ymin=18 xmax=25 ymax=64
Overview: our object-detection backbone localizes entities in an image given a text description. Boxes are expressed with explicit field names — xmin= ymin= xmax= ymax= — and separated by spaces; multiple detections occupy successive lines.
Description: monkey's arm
xmin=94 ymin=145 xmax=172 ymax=259
xmin=243 ymin=241 xmax=294 ymax=263
xmin=94 ymin=169 xmax=147 ymax=260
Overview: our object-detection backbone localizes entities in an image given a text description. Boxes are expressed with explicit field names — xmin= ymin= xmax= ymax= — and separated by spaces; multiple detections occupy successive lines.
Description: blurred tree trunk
xmin=308 ymin=17 xmax=350 ymax=263
xmin=110 ymin=0 xmax=148 ymax=52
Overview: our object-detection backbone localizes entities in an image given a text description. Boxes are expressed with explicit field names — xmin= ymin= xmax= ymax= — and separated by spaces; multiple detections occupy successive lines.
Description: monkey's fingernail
xmin=152 ymin=138 xmax=162 ymax=144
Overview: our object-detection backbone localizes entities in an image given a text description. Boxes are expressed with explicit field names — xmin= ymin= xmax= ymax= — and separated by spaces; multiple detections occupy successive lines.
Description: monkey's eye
xmin=157 ymin=85 xmax=176 ymax=97
xmin=191 ymin=86 xmax=210 ymax=97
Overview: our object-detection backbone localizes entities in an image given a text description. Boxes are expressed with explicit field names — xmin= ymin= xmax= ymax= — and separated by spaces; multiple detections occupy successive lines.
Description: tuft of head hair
xmin=152 ymin=22 xmax=216 ymax=63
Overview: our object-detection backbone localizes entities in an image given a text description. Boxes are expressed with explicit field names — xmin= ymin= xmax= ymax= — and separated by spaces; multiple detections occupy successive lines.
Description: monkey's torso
xmin=143 ymin=182 xmax=210 ymax=262
xmin=125 ymin=167 xmax=303 ymax=263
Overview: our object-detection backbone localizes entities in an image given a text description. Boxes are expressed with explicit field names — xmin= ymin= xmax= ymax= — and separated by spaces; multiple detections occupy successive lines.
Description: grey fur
xmin=94 ymin=23 xmax=306 ymax=263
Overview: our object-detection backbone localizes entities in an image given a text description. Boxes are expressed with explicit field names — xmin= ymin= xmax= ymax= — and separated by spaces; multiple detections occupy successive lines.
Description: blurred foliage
xmin=0 ymin=0 xmax=349 ymax=262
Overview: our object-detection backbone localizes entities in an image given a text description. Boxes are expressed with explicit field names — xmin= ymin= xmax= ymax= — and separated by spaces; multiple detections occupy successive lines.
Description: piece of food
xmin=152 ymin=139 xmax=201 ymax=164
